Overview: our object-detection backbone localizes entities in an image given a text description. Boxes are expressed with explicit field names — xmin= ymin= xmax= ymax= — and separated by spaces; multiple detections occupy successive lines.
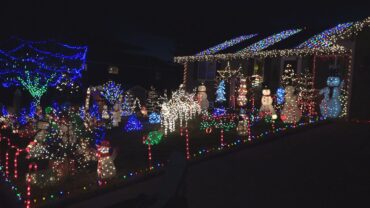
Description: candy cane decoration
xmin=247 ymin=116 xmax=252 ymax=141
xmin=26 ymin=163 xmax=38 ymax=208
xmin=185 ymin=128 xmax=190 ymax=160
xmin=14 ymin=150 xmax=20 ymax=179
xmin=220 ymin=129 xmax=224 ymax=148
xmin=5 ymin=151 xmax=9 ymax=177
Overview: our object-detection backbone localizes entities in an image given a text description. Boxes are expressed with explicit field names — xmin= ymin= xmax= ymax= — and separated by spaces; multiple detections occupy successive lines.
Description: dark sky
xmin=1 ymin=1 xmax=369 ymax=60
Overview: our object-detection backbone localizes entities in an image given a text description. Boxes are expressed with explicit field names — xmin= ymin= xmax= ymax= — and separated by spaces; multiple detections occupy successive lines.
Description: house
xmin=174 ymin=17 xmax=370 ymax=119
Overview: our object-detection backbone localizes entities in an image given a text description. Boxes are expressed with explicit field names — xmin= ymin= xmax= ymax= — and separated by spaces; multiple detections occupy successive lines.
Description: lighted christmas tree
xmin=296 ymin=69 xmax=315 ymax=116
xmin=281 ymin=64 xmax=297 ymax=87
xmin=121 ymin=93 xmax=133 ymax=116
xmin=90 ymin=102 xmax=101 ymax=121
xmin=100 ymin=81 xmax=123 ymax=105
xmin=17 ymin=71 xmax=55 ymax=104
xmin=216 ymin=80 xmax=226 ymax=103
xmin=124 ymin=114 xmax=143 ymax=132
xmin=280 ymin=86 xmax=302 ymax=123
xmin=133 ymin=97 xmax=142 ymax=114
xmin=146 ymin=86 xmax=159 ymax=113
xmin=27 ymin=108 xmax=94 ymax=180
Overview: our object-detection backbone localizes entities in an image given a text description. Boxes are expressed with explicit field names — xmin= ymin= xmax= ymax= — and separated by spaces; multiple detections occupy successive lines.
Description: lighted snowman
xmin=111 ymin=102 xmax=122 ymax=127
xmin=280 ymin=86 xmax=302 ymax=123
xmin=320 ymin=76 xmax=343 ymax=118
xmin=197 ymin=83 xmax=209 ymax=111
xmin=96 ymin=140 xmax=116 ymax=180
xmin=259 ymin=87 xmax=277 ymax=121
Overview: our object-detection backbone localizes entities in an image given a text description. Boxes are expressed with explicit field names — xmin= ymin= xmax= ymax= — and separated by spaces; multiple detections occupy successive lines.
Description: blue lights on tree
xmin=100 ymin=81 xmax=123 ymax=105
xmin=90 ymin=102 xmax=101 ymax=121
xmin=0 ymin=38 xmax=88 ymax=91
xmin=29 ymin=101 xmax=37 ymax=118
xmin=124 ymin=115 xmax=143 ymax=132
xmin=216 ymin=80 xmax=226 ymax=103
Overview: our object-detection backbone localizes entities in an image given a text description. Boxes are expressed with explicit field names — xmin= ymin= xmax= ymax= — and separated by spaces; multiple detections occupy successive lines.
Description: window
xmin=197 ymin=62 xmax=216 ymax=81
xmin=108 ymin=66 xmax=119 ymax=75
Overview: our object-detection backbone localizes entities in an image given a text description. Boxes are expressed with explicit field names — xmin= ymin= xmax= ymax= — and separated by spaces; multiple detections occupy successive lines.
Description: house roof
xmin=174 ymin=17 xmax=370 ymax=64
xmin=195 ymin=34 xmax=257 ymax=56
xmin=237 ymin=29 xmax=302 ymax=53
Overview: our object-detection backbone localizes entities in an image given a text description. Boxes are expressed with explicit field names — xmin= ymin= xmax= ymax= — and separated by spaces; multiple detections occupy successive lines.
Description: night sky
xmin=1 ymin=1 xmax=369 ymax=61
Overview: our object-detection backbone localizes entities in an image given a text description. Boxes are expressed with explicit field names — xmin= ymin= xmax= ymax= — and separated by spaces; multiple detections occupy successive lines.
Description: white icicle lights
xmin=160 ymin=84 xmax=201 ymax=135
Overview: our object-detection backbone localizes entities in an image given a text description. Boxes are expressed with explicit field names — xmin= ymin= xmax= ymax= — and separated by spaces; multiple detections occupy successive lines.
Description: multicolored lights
xmin=238 ymin=29 xmax=302 ymax=53
xmin=297 ymin=22 xmax=353 ymax=49
xmin=196 ymin=34 xmax=257 ymax=55
xmin=0 ymin=38 xmax=87 ymax=90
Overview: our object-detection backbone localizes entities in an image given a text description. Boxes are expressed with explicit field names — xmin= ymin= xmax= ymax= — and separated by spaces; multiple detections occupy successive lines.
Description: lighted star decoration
xmin=217 ymin=62 xmax=242 ymax=82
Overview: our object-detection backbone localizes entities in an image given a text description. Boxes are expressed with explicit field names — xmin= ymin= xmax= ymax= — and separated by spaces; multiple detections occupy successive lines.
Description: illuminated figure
xmin=237 ymin=78 xmax=248 ymax=107
xmin=259 ymin=87 xmax=277 ymax=121
xmin=197 ymin=83 xmax=209 ymax=111
xmin=281 ymin=86 xmax=302 ymax=123
xmin=320 ymin=76 xmax=342 ymax=118
xmin=97 ymin=141 xmax=116 ymax=180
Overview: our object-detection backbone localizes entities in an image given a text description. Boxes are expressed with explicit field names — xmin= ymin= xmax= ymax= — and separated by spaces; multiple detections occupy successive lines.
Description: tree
xmin=216 ymin=80 xmax=226 ymax=103
xmin=17 ymin=71 xmax=55 ymax=104
xmin=146 ymin=86 xmax=159 ymax=113
xmin=100 ymin=81 xmax=123 ymax=105
xmin=0 ymin=38 xmax=88 ymax=97
xmin=281 ymin=64 xmax=297 ymax=87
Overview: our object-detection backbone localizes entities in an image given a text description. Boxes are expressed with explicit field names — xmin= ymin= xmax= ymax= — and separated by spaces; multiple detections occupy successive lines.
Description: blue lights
xmin=196 ymin=34 xmax=257 ymax=55
xmin=100 ymin=81 xmax=123 ymax=105
xmin=239 ymin=29 xmax=302 ymax=53
xmin=320 ymin=76 xmax=342 ymax=118
xmin=215 ymin=80 xmax=226 ymax=103
xmin=0 ymin=38 xmax=88 ymax=90
xmin=276 ymin=87 xmax=285 ymax=105
xmin=297 ymin=22 xmax=353 ymax=49
xmin=149 ymin=112 xmax=161 ymax=124
xmin=124 ymin=115 xmax=143 ymax=132
xmin=212 ymin=108 xmax=227 ymax=117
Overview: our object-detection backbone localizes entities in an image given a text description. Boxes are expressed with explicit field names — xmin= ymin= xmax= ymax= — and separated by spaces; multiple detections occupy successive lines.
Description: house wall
xmin=350 ymin=27 xmax=370 ymax=119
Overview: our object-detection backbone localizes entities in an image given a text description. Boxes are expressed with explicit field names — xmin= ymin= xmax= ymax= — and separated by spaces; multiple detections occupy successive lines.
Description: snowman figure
xmin=97 ymin=140 xmax=117 ymax=180
xmin=280 ymin=86 xmax=302 ymax=123
xmin=111 ymin=102 xmax=122 ymax=127
xmin=320 ymin=76 xmax=343 ymax=118
xmin=259 ymin=87 xmax=277 ymax=121
xmin=197 ymin=83 xmax=209 ymax=111
xmin=102 ymin=105 xmax=110 ymax=120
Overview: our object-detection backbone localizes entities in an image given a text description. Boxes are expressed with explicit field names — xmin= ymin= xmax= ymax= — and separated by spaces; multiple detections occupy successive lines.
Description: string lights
xmin=196 ymin=34 xmax=257 ymax=55
xmin=238 ymin=29 xmax=302 ymax=53
xmin=0 ymin=39 xmax=87 ymax=92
